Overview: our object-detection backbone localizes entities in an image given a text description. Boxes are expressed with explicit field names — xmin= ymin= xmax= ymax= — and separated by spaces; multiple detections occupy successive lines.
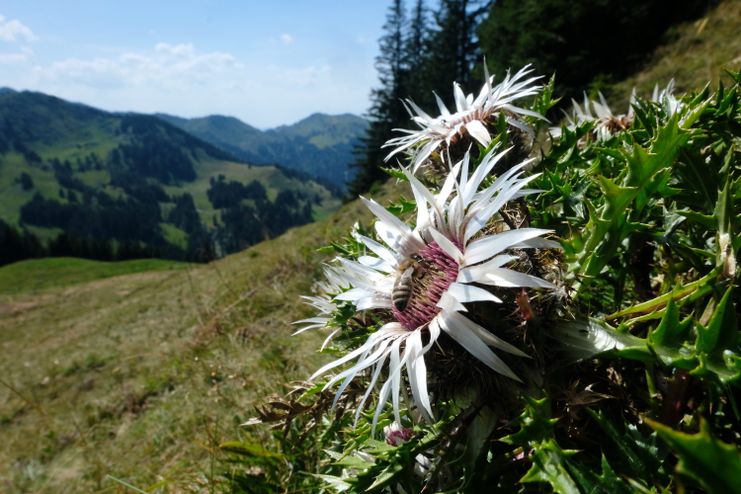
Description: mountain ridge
xmin=156 ymin=111 xmax=367 ymax=190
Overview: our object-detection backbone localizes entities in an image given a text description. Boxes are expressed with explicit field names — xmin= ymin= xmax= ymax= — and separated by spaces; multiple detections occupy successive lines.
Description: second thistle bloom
xmin=552 ymin=82 xmax=682 ymax=142
xmin=384 ymin=65 xmax=546 ymax=173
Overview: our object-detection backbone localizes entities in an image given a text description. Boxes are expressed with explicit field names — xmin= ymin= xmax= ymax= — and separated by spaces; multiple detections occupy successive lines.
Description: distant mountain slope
xmin=0 ymin=90 xmax=338 ymax=262
xmin=157 ymin=112 xmax=368 ymax=190
xmin=156 ymin=114 xmax=264 ymax=159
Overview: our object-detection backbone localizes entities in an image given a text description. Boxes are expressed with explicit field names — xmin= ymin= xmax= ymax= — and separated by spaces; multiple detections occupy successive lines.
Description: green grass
xmin=0 ymin=257 xmax=188 ymax=296
xmin=160 ymin=224 xmax=188 ymax=250
xmin=165 ymin=158 xmax=280 ymax=224
xmin=0 ymin=153 xmax=62 ymax=224
xmin=36 ymin=124 xmax=121 ymax=163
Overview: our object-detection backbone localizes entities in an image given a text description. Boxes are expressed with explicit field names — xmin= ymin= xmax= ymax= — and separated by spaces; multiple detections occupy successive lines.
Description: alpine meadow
xmin=0 ymin=1 xmax=739 ymax=493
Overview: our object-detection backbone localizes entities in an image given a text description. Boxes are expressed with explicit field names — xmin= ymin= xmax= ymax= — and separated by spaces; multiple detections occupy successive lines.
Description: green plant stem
xmin=606 ymin=268 xmax=720 ymax=321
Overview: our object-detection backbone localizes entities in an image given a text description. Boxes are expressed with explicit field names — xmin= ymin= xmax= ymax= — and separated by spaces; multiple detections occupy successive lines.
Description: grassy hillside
xmin=0 ymin=182 xmax=402 ymax=493
xmin=0 ymin=258 xmax=187 ymax=296
xmin=608 ymin=0 xmax=741 ymax=103
xmin=158 ymin=112 xmax=367 ymax=190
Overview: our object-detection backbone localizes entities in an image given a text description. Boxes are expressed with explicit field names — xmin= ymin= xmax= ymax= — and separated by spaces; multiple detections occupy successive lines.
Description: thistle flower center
xmin=599 ymin=115 xmax=633 ymax=134
xmin=391 ymin=241 xmax=459 ymax=331
xmin=442 ymin=108 xmax=493 ymax=143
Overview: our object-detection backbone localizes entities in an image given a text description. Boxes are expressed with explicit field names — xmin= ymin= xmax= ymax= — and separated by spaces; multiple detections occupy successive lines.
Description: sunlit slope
xmin=0 ymin=257 xmax=187 ymax=296
xmin=0 ymin=182 xmax=401 ymax=493
xmin=609 ymin=0 xmax=740 ymax=102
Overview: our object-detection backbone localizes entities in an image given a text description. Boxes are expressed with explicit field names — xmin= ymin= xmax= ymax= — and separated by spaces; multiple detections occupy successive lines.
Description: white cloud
xmin=154 ymin=42 xmax=195 ymax=56
xmin=34 ymin=42 xmax=239 ymax=89
xmin=280 ymin=33 xmax=294 ymax=46
xmin=0 ymin=44 xmax=32 ymax=64
xmin=10 ymin=41 xmax=374 ymax=127
xmin=0 ymin=15 xmax=36 ymax=43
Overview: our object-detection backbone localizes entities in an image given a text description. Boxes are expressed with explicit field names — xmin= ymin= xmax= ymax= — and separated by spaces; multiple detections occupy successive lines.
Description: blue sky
xmin=0 ymin=1 xmax=388 ymax=127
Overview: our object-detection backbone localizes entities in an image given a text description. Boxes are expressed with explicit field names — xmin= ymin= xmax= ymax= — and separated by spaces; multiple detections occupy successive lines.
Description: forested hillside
xmin=0 ymin=90 xmax=338 ymax=265
xmin=157 ymin=112 xmax=367 ymax=191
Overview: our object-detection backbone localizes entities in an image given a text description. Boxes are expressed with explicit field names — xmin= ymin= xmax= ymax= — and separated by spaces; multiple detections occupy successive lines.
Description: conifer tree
xmin=477 ymin=0 xmax=707 ymax=101
xmin=404 ymin=0 xmax=433 ymax=109
xmin=426 ymin=0 xmax=489 ymax=101
xmin=349 ymin=0 xmax=409 ymax=195
xmin=350 ymin=0 xmax=493 ymax=194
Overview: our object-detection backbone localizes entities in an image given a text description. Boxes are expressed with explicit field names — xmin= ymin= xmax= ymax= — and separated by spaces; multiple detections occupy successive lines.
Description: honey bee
xmin=392 ymin=265 xmax=415 ymax=311
xmin=392 ymin=255 xmax=431 ymax=311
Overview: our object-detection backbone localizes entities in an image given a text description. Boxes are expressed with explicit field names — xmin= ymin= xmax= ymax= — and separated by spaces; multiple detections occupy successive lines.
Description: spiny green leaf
xmin=678 ymin=97 xmax=708 ymax=129
xmin=520 ymin=440 xmax=580 ymax=494
xmin=564 ymin=455 xmax=636 ymax=494
xmin=676 ymin=209 xmax=716 ymax=228
xmin=649 ymin=298 xmax=692 ymax=347
xmin=645 ymin=418 xmax=741 ymax=494
xmin=714 ymin=167 xmax=734 ymax=237
xmin=696 ymin=286 xmax=737 ymax=353
xmin=595 ymin=455 xmax=633 ymax=493
xmin=595 ymin=175 xmax=635 ymax=215
xmin=385 ymin=196 xmax=417 ymax=216
xmin=463 ymin=406 xmax=498 ymax=479
xmin=382 ymin=167 xmax=407 ymax=181
xmin=328 ymin=452 xmax=374 ymax=470
xmin=690 ymin=351 xmax=741 ymax=383
xmin=500 ymin=396 xmax=557 ymax=446
xmin=366 ymin=463 xmax=404 ymax=492
xmin=313 ymin=473 xmax=351 ymax=492
xmin=552 ymin=318 xmax=647 ymax=361
xmin=607 ymin=268 xmax=719 ymax=320
xmin=586 ymin=408 xmax=648 ymax=479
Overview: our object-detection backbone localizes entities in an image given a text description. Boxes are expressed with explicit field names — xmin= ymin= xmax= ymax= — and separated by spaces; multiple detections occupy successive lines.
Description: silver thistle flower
xmin=383 ymin=65 xmax=546 ymax=173
xmin=305 ymin=147 xmax=559 ymax=430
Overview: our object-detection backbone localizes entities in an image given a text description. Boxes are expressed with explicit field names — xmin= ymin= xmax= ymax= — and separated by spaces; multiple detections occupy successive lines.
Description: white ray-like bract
xmin=293 ymin=266 xmax=349 ymax=351
xmin=383 ymin=65 xmax=546 ymax=173
xmin=650 ymin=80 xmax=682 ymax=117
xmin=305 ymin=147 xmax=559 ymax=430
